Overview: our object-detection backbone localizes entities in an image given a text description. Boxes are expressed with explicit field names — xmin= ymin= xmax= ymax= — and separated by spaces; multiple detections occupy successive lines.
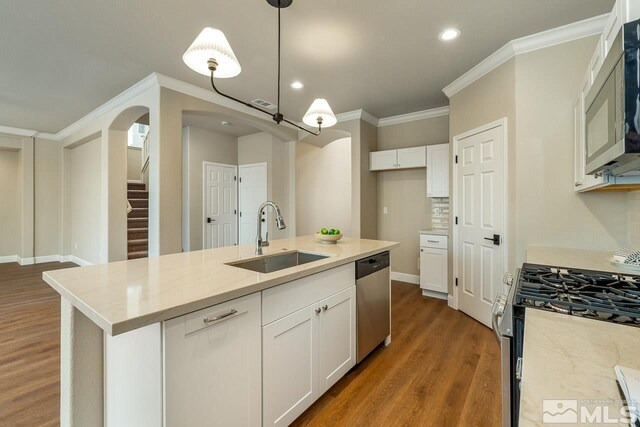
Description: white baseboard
xmin=390 ymin=271 xmax=420 ymax=285
xmin=64 ymin=255 xmax=93 ymax=266
xmin=18 ymin=257 xmax=35 ymax=265
xmin=448 ymin=294 xmax=457 ymax=309
xmin=0 ymin=255 xmax=18 ymax=264
xmin=34 ymin=255 xmax=62 ymax=263
xmin=421 ymin=289 xmax=448 ymax=300
xmin=0 ymin=254 xmax=92 ymax=266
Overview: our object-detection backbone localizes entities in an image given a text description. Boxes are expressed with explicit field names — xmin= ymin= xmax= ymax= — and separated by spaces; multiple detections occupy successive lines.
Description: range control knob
xmin=503 ymin=273 xmax=514 ymax=287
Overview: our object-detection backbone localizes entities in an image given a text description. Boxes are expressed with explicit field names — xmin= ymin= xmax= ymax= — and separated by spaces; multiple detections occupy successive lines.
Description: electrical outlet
xmin=383 ymin=207 xmax=388 ymax=215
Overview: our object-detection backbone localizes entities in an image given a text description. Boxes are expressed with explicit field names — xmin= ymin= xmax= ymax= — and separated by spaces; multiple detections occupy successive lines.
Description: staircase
xmin=127 ymin=182 xmax=148 ymax=260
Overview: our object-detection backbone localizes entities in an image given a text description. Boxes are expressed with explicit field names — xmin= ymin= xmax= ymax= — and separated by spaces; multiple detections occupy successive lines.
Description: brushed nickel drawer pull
xmin=427 ymin=240 xmax=439 ymax=243
xmin=203 ymin=309 xmax=238 ymax=324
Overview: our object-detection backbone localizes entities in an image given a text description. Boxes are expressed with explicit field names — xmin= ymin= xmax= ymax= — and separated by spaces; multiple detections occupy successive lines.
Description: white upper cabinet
xmin=588 ymin=35 xmax=604 ymax=84
xmin=397 ymin=147 xmax=427 ymax=169
xmin=604 ymin=0 xmax=640 ymax=56
xmin=369 ymin=146 xmax=426 ymax=171
xmin=370 ymin=150 xmax=398 ymax=171
xmin=426 ymin=143 xmax=450 ymax=198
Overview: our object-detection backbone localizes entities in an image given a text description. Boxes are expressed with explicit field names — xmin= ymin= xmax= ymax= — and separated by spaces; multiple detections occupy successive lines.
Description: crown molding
xmin=443 ymin=13 xmax=609 ymax=98
xmin=378 ymin=106 xmax=449 ymax=127
xmin=0 ymin=126 xmax=38 ymax=138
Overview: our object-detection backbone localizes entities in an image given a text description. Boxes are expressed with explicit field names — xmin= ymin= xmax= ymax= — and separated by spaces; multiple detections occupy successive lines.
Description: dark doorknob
xmin=207 ymin=217 xmax=215 ymax=223
xmin=484 ymin=234 xmax=500 ymax=246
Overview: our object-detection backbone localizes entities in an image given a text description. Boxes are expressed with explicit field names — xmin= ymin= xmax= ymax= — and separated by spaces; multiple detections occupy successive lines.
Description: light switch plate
xmin=383 ymin=207 xmax=388 ymax=215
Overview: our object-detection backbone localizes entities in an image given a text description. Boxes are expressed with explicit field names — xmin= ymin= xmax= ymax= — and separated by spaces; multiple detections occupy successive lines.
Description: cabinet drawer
xmin=182 ymin=293 xmax=256 ymax=336
xmin=262 ymin=263 xmax=355 ymax=325
xmin=420 ymin=234 xmax=448 ymax=249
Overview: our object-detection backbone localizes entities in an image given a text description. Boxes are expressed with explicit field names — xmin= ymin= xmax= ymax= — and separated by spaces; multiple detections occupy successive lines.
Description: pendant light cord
xmin=277 ymin=3 xmax=281 ymax=116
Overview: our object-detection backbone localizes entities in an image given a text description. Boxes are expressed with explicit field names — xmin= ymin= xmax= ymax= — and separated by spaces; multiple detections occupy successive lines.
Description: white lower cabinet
xmin=163 ymin=293 xmax=262 ymax=427
xmin=419 ymin=233 xmax=448 ymax=296
xmin=263 ymin=286 xmax=356 ymax=427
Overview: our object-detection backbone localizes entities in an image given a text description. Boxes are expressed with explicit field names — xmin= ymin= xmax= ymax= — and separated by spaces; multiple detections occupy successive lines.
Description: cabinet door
xmin=164 ymin=293 xmax=262 ymax=427
xmin=419 ymin=247 xmax=448 ymax=293
xmin=397 ymin=146 xmax=427 ymax=168
xmin=588 ymin=35 xmax=605 ymax=84
xmin=370 ymin=150 xmax=397 ymax=171
xmin=317 ymin=287 xmax=356 ymax=394
xmin=263 ymin=304 xmax=318 ymax=427
xmin=604 ymin=0 xmax=622 ymax=56
xmin=427 ymin=144 xmax=450 ymax=198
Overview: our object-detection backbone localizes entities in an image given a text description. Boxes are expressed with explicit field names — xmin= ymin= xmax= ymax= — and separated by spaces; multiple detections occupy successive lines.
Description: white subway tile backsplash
xmin=431 ymin=197 xmax=449 ymax=230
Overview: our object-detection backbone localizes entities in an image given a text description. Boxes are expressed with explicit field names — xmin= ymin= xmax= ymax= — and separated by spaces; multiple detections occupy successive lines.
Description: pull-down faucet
xmin=256 ymin=201 xmax=286 ymax=255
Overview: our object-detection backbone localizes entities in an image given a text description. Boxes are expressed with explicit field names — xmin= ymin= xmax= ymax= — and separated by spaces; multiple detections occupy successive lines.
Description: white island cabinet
xmin=262 ymin=264 xmax=356 ymax=426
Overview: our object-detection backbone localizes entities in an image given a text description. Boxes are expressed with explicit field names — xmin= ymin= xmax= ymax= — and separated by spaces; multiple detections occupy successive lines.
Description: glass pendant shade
xmin=183 ymin=27 xmax=241 ymax=78
xmin=303 ymin=98 xmax=337 ymax=128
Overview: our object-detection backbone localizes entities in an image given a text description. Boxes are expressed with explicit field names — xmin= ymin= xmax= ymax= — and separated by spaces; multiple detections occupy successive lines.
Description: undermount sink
xmin=227 ymin=251 xmax=330 ymax=274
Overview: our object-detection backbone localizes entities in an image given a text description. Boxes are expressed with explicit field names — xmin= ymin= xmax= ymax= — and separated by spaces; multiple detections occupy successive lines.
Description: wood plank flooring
xmin=0 ymin=263 xmax=501 ymax=426
xmin=0 ymin=261 xmax=75 ymax=427
xmin=291 ymin=282 xmax=502 ymax=427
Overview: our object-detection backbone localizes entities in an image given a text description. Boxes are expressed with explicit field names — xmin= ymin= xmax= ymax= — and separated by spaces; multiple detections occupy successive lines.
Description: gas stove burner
xmin=515 ymin=263 xmax=640 ymax=327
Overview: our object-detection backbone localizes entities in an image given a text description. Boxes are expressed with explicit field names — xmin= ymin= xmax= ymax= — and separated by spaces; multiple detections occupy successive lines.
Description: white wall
xmin=296 ymin=137 xmax=352 ymax=236
xmin=0 ymin=150 xmax=19 ymax=257
xmin=70 ymin=138 xmax=102 ymax=264
xmin=182 ymin=126 xmax=238 ymax=251
xmin=127 ymin=147 xmax=142 ymax=181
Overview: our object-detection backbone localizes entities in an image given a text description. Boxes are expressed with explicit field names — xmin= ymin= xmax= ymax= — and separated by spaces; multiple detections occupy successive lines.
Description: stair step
xmin=128 ymin=218 xmax=148 ymax=229
xmin=128 ymin=228 xmax=148 ymax=240
xmin=127 ymin=190 xmax=148 ymax=200
xmin=128 ymin=250 xmax=148 ymax=260
xmin=127 ymin=182 xmax=146 ymax=191
xmin=129 ymin=198 xmax=148 ymax=209
xmin=128 ymin=239 xmax=148 ymax=252
xmin=128 ymin=208 xmax=148 ymax=218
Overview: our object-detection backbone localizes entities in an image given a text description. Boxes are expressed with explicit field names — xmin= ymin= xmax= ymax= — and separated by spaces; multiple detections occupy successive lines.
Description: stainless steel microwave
xmin=585 ymin=20 xmax=640 ymax=176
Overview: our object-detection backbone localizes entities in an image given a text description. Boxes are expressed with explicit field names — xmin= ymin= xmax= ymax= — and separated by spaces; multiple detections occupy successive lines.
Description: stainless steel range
xmin=493 ymin=264 xmax=640 ymax=426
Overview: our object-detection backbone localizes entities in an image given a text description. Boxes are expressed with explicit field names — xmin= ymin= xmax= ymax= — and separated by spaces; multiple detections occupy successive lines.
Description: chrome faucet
xmin=256 ymin=201 xmax=286 ymax=255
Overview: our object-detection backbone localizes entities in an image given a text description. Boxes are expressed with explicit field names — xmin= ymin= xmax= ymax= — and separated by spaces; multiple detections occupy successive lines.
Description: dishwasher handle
xmin=356 ymin=252 xmax=390 ymax=279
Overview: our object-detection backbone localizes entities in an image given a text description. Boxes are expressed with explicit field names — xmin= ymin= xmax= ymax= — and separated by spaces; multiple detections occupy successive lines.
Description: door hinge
xmin=455 ymin=216 xmax=458 ymax=225
xmin=234 ymin=176 xmax=237 ymax=181
xmin=234 ymin=209 xmax=237 ymax=215
xmin=455 ymin=278 xmax=458 ymax=287
xmin=238 ymin=177 xmax=242 ymax=183
xmin=239 ymin=211 xmax=242 ymax=217
xmin=455 ymin=155 xmax=458 ymax=164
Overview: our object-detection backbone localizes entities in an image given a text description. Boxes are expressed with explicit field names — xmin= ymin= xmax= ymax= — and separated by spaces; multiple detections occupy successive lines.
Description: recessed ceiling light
xmin=439 ymin=28 xmax=461 ymax=41
xmin=290 ymin=81 xmax=304 ymax=89
xmin=221 ymin=121 xmax=231 ymax=126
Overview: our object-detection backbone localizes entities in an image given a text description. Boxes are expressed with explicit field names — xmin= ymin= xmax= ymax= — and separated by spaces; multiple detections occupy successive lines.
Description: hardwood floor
xmin=291 ymin=281 xmax=502 ymax=427
xmin=0 ymin=264 xmax=500 ymax=426
xmin=0 ymin=261 xmax=75 ymax=427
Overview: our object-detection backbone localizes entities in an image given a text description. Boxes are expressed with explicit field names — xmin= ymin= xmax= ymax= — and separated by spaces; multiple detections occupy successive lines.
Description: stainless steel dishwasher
xmin=356 ymin=252 xmax=390 ymax=363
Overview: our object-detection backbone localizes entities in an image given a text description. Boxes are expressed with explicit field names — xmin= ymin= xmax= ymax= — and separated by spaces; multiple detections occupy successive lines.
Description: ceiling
xmin=0 ymin=0 xmax=613 ymax=133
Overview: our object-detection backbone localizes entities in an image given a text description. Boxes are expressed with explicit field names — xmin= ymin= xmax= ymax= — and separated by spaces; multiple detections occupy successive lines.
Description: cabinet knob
xmin=322 ymin=305 xmax=328 ymax=311
xmin=315 ymin=307 xmax=321 ymax=314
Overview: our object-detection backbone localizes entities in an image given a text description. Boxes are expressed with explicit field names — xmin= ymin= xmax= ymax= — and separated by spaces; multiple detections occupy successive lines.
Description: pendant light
xmin=183 ymin=0 xmax=336 ymax=135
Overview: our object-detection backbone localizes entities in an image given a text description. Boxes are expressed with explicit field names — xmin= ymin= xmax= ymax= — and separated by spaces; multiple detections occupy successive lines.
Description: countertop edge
xmin=46 ymin=242 xmax=399 ymax=336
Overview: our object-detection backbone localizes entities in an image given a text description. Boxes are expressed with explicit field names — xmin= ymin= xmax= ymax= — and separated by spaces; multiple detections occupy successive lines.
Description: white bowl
xmin=315 ymin=233 xmax=343 ymax=244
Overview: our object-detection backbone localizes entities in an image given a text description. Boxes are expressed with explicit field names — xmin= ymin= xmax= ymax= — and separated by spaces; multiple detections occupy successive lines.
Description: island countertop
xmin=43 ymin=236 xmax=399 ymax=336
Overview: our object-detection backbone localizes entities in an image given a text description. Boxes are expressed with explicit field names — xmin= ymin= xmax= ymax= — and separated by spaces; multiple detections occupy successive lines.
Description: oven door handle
xmin=491 ymin=294 xmax=507 ymax=344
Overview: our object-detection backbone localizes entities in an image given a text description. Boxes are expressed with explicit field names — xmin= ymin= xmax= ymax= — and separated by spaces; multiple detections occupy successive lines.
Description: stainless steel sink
xmin=227 ymin=251 xmax=330 ymax=273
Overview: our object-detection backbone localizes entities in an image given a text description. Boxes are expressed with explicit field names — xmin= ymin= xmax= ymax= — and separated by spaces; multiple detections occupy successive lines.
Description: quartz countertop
xmin=519 ymin=309 xmax=640 ymax=426
xmin=419 ymin=229 xmax=449 ymax=237
xmin=526 ymin=246 xmax=629 ymax=274
xmin=43 ymin=236 xmax=399 ymax=336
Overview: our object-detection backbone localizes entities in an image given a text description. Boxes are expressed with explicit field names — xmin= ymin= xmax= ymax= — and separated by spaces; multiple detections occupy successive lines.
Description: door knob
xmin=207 ymin=217 xmax=215 ymax=223
xmin=484 ymin=234 xmax=500 ymax=246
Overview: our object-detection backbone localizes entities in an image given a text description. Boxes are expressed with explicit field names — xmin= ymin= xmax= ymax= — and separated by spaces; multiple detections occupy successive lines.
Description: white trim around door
xmin=451 ymin=118 xmax=509 ymax=323
xmin=202 ymin=162 xmax=238 ymax=250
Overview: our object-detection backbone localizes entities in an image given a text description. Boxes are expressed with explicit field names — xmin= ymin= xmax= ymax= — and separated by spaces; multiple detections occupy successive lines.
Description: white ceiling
xmin=182 ymin=112 xmax=260 ymax=137
xmin=0 ymin=0 xmax=613 ymax=133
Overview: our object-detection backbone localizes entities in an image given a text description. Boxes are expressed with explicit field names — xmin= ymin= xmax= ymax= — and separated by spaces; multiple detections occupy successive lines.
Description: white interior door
xmin=455 ymin=124 xmax=506 ymax=328
xmin=203 ymin=162 xmax=237 ymax=249
xmin=239 ymin=163 xmax=268 ymax=245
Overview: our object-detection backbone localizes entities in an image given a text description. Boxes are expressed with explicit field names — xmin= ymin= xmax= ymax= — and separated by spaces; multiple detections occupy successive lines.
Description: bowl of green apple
xmin=315 ymin=227 xmax=343 ymax=244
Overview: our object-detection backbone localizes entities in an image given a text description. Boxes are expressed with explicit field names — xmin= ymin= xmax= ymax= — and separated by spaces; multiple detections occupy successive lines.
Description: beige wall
xmin=127 ymin=147 xmax=142 ymax=181
xmin=35 ymin=139 xmax=62 ymax=257
xmin=182 ymin=126 xmax=238 ymax=251
xmin=0 ymin=150 xmax=19 ymax=256
xmin=448 ymin=35 xmax=629 ymax=294
xmin=296 ymin=137 xmax=352 ymax=236
xmin=359 ymin=121 xmax=378 ymax=239
xmin=377 ymin=115 xmax=449 ymax=276
xmin=70 ymin=137 xmax=102 ymax=264
xmin=513 ymin=36 xmax=628 ymax=265
xmin=238 ymin=132 xmax=292 ymax=241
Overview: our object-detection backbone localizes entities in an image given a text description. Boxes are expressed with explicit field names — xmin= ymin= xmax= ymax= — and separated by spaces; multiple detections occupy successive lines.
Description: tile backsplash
xmin=629 ymin=191 xmax=640 ymax=247
xmin=431 ymin=197 xmax=449 ymax=230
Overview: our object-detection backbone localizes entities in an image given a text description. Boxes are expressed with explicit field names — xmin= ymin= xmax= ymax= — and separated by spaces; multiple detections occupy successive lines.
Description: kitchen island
xmin=43 ymin=235 xmax=399 ymax=427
